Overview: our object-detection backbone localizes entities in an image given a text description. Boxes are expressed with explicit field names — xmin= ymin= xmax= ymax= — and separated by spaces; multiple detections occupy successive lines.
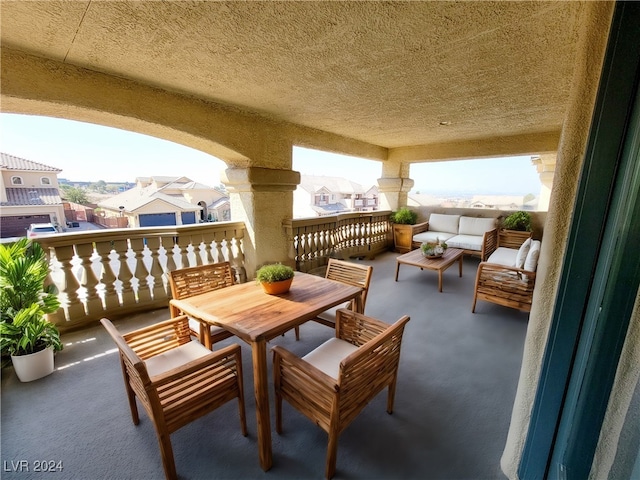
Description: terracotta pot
xmin=11 ymin=347 xmax=55 ymax=382
xmin=261 ymin=277 xmax=293 ymax=295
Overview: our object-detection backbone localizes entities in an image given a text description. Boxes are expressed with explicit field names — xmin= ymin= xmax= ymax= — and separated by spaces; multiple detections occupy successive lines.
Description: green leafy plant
xmin=255 ymin=264 xmax=295 ymax=284
xmin=0 ymin=304 xmax=63 ymax=356
xmin=0 ymin=239 xmax=62 ymax=356
xmin=502 ymin=211 xmax=532 ymax=232
xmin=390 ymin=207 xmax=418 ymax=225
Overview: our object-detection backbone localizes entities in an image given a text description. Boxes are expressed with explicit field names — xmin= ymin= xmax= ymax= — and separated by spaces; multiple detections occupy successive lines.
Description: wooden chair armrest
xmin=477 ymin=262 xmax=537 ymax=278
xmin=335 ymin=308 xmax=395 ymax=346
xmin=272 ymin=345 xmax=338 ymax=390
xmin=410 ymin=221 xmax=430 ymax=235
xmin=151 ymin=343 xmax=242 ymax=386
xmin=481 ymin=228 xmax=498 ymax=261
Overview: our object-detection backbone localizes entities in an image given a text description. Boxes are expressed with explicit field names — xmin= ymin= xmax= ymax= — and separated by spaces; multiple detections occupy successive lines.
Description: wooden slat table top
xmin=396 ymin=247 xmax=464 ymax=271
xmin=170 ymin=271 xmax=363 ymax=342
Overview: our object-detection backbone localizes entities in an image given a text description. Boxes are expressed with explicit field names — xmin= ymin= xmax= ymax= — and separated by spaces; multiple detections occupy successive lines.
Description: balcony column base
xmin=222 ymin=167 xmax=300 ymax=278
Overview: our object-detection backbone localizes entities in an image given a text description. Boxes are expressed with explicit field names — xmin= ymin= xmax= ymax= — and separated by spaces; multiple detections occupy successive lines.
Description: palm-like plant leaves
xmin=0 ymin=304 xmax=63 ymax=355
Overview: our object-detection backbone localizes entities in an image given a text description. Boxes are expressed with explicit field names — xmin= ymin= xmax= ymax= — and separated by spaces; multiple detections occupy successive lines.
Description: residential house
xmin=0 ymin=152 xmax=65 ymax=238
xmin=98 ymin=175 xmax=229 ymax=227
xmin=294 ymin=174 xmax=378 ymax=218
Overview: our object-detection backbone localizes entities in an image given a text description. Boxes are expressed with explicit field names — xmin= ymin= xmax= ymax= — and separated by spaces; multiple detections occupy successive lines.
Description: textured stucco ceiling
xmin=1 ymin=1 xmax=585 ymax=153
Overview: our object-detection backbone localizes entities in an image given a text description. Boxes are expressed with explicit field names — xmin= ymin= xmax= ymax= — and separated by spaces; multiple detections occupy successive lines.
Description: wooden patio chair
xmin=273 ymin=309 xmax=410 ymax=479
xmin=294 ymin=258 xmax=373 ymax=340
xmin=168 ymin=262 xmax=235 ymax=349
xmin=100 ymin=316 xmax=247 ymax=480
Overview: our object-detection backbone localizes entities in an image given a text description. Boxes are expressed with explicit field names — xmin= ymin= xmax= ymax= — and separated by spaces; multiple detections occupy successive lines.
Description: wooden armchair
xmin=101 ymin=316 xmax=247 ymax=480
xmin=294 ymin=258 xmax=372 ymax=340
xmin=472 ymin=232 xmax=539 ymax=313
xmin=273 ymin=309 xmax=410 ymax=479
xmin=168 ymin=262 xmax=235 ymax=349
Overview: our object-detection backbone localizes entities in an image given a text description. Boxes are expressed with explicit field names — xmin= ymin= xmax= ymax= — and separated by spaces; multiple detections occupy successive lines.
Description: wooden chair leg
xmin=386 ymin=379 xmax=397 ymax=414
xmin=156 ymin=431 xmax=177 ymax=480
xmin=325 ymin=426 xmax=339 ymax=479
xmin=120 ymin=359 xmax=140 ymax=424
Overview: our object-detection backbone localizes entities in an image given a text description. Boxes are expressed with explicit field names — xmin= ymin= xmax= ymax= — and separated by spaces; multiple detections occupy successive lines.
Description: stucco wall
xmin=500 ymin=2 xmax=616 ymax=478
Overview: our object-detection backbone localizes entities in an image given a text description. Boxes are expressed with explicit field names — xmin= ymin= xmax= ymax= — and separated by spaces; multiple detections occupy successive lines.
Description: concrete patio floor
xmin=1 ymin=251 xmax=529 ymax=479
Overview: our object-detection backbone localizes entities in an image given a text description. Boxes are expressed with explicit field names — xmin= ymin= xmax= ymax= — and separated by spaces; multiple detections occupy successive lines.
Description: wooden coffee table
xmin=395 ymin=248 xmax=464 ymax=292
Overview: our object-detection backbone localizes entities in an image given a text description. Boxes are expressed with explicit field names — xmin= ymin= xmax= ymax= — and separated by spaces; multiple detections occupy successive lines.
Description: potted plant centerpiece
xmin=421 ymin=239 xmax=448 ymax=259
xmin=390 ymin=207 xmax=419 ymax=254
xmin=256 ymin=263 xmax=295 ymax=295
xmin=0 ymin=239 xmax=63 ymax=382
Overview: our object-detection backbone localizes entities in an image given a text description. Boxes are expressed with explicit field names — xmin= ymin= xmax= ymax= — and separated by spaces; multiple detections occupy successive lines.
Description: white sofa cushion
xmin=413 ymin=231 xmax=456 ymax=245
xmin=145 ymin=341 xmax=211 ymax=377
xmin=487 ymin=247 xmax=518 ymax=267
xmin=458 ymin=216 xmax=496 ymax=236
xmin=446 ymin=234 xmax=484 ymax=251
xmin=524 ymin=240 xmax=541 ymax=271
xmin=428 ymin=214 xmax=460 ymax=234
xmin=303 ymin=337 xmax=359 ymax=379
xmin=515 ymin=238 xmax=532 ymax=269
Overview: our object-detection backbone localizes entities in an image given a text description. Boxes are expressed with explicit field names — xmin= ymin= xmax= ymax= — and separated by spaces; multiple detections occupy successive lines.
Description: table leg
xmin=395 ymin=261 xmax=400 ymax=281
xmin=438 ymin=270 xmax=443 ymax=292
xmin=459 ymin=255 xmax=463 ymax=277
xmin=251 ymin=340 xmax=272 ymax=471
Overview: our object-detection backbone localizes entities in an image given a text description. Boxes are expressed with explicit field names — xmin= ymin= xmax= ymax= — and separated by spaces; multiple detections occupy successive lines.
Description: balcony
xmin=1 ymin=218 xmax=528 ymax=479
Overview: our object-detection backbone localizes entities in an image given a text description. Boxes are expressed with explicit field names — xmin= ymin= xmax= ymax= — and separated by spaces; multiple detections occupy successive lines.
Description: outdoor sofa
xmin=410 ymin=213 xmax=498 ymax=261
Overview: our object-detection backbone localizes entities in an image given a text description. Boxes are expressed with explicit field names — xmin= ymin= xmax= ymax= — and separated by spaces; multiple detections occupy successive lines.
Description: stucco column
xmin=221 ymin=167 xmax=300 ymax=278
xmin=531 ymin=154 xmax=556 ymax=211
xmin=377 ymin=160 xmax=413 ymax=211
xmin=500 ymin=2 xmax=615 ymax=478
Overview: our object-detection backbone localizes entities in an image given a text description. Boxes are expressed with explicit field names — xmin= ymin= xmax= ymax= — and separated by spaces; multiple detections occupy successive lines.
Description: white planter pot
xmin=11 ymin=347 xmax=55 ymax=382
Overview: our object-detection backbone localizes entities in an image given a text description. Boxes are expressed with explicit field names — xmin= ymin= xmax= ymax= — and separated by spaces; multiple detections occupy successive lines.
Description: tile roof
xmin=0 ymin=152 xmax=62 ymax=172
xmin=2 ymin=188 xmax=62 ymax=206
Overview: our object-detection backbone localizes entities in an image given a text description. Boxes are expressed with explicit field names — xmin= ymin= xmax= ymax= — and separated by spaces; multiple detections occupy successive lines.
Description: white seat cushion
xmin=316 ymin=303 xmax=349 ymax=324
xmin=145 ymin=341 xmax=211 ymax=377
xmin=446 ymin=234 xmax=483 ymax=251
xmin=413 ymin=231 xmax=456 ymax=245
xmin=302 ymin=338 xmax=359 ymax=379
xmin=515 ymin=238 xmax=532 ymax=269
xmin=428 ymin=214 xmax=460 ymax=234
xmin=458 ymin=216 xmax=496 ymax=236
xmin=188 ymin=317 xmax=227 ymax=336
xmin=487 ymin=247 xmax=518 ymax=267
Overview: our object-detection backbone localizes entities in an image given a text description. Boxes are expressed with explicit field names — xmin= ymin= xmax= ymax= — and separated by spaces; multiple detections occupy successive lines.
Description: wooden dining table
xmin=169 ymin=271 xmax=363 ymax=472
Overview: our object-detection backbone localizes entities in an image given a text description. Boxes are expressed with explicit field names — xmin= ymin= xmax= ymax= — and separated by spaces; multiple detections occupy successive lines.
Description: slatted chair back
xmin=101 ymin=316 xmax=247 ymax=480
xmin=168 ymin=262 xmax=235 ymax=348
xmin=273 ymin=309 xmax=410 ymax=479
xmin=325 ymin=258 xmax=373 ymax=311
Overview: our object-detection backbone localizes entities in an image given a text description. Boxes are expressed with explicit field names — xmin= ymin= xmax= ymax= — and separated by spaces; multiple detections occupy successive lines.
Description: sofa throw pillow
xmin=515 ymin=238 xmax=531 ymax=269
xmin=428 ymin=214 xmax=460 ymax=234
xmin=524 ymin=240 xmax=541 ymax=271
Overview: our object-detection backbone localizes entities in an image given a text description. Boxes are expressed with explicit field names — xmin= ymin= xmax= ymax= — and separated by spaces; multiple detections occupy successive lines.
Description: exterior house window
xmin=315 ymin=194 xmax=329 ymax=206
xmin=11 ymin=176 xmax=23 ymax=185
xmin=41 ymin=177 xmax=51 ymax=185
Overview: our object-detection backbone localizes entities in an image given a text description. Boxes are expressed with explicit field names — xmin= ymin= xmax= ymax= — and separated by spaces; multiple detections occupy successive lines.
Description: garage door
xmin=139 ymin=213 xmax=176 ymax=227
xmin=1 ymin=215 xmax=51 ymax=238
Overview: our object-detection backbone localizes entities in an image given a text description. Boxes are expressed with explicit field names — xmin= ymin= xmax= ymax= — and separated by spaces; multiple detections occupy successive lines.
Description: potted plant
xmin=500 ymin=211 xmax=533 ymax=248
xmin=390 ymin=207 xmax=419 ymax=254
xmin=0 ymin=239 xmax=63 ymax=382
xmin=502 ymin=211 xmax=532 ymax=232
xmin=420 ymin=239 xmax=448 ymax=258
xmin=255 ymin=263 xmax=295 ymax=295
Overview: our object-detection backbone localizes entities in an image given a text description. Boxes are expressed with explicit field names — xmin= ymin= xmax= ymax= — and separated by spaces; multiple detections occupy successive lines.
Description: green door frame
xmin=519 ymin=2 xmax=640 ymax=479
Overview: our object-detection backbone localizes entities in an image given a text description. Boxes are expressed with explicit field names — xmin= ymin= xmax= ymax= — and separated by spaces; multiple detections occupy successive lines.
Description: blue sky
xmin=1 ymin=113 xmax=541 ymax=195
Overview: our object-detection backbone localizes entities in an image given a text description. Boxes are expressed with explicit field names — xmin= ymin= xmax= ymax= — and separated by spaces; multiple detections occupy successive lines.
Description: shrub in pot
xmin=256 ymin=264 xmax=295 ymax=295
xmin=0 ymin=239 xmax=62 ymax=382
xmin=390 ymin=207 xmax=419 ymax=253
xmin=502 ymin=211 xmax=532 ymax=232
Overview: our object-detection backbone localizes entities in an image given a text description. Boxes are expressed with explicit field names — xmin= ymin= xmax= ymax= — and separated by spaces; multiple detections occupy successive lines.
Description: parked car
xmin=26 ymin=223 xmax=57 ymax=238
